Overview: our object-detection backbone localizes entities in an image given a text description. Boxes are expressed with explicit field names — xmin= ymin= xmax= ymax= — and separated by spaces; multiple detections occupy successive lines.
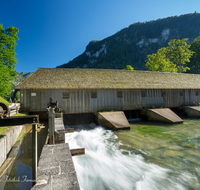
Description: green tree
xmin=123 ymin=65 xmax=134 ymax=70
xmin=187 ymin=36 xmax=200 ymax=74
xmin=0 ymin=24 xmax=19 ymax=97
xmin=145 ymin=38 xmax=194 ymax=73
xmin=0 ymin=64 xmax=14 ymax=97
xmin=146 ymin=47 xmax=177 ymax=72
xmin=167 ymin=38 xmax=194 ymax=73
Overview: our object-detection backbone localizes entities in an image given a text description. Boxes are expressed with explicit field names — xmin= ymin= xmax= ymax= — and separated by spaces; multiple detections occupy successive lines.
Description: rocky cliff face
xmin=57 ymin=13 xmax=200 ymax=70
xmin=12 ymin=72 xmax=32 ymax=88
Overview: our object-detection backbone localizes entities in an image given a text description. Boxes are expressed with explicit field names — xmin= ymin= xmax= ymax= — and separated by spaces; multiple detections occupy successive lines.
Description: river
xmin=65 ymin=120 xmax=200 ymax=190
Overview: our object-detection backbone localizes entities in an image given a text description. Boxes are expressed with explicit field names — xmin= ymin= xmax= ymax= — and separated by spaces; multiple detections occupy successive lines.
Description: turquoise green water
xmin=116 ymin=120 xmax=200 ymax=188
xmin=66 ymin=119 xmax=200 ymax=190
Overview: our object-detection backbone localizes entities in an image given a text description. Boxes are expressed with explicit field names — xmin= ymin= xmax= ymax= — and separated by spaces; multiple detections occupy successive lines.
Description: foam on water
xmin=65 ymin=127 xmax=197 ymax=190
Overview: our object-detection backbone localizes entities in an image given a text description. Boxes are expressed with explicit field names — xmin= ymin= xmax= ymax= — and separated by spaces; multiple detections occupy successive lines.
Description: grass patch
xmin=0 ymin=97 xmax=10 ymax=105
xmin=0 ymin=113 xmax=26 ymax=137
xmin=0 ymin=126 xmax=12 ymax=136
xmin=98 ymin=109 xmax=115 ymax=112
xmin=11 ymin=113 xmax=27 ymax=117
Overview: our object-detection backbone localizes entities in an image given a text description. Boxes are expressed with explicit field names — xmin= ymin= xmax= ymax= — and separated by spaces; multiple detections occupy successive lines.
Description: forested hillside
xmin=57 ymin=13 xmax=200 ymax=70
xmin=9 ymin=72 xmax=32 ymax=99
xmin=12 ymin=72 xmax=32 ymax=89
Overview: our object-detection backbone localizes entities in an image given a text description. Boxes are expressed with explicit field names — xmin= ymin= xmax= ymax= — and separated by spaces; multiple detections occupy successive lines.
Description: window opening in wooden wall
xmin=141 ymin=91 xmax=146 ymax=97
xmin=180 ymin=91 xmax=183 ymax=96
xmin=161 ymin=91 xmax=166 ymax=97
xmin=91 ymin=91 xmax=97 ymax=98
xmin=63 ymin=92 xmax=70 ymax=99
xmin=31 ymin=92 xmax=36 ymax=96
xmin=117 ymin=91 xmax=123 ymax=98
xmin=195 ymin=91 xmax=199 ymax=96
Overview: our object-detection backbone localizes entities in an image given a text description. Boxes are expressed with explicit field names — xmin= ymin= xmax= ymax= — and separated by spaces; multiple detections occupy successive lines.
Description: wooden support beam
xmin=0 ymin=115 xmax=39 ymax=126
xmin=45 ymin=134 xmax=49 ymax=145
xmin=65 ymin=128 xmax=74 ymax=133
xmin=70 ymin=148 xmax=85 ymax=156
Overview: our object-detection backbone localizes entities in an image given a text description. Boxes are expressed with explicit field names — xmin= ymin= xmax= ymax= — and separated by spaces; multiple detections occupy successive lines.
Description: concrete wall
xmin=97 ymin=111 xmax=130 ymax=130
xmin=54 ymin=116 xmax=65 ymax=144
xmin=0 ymin=125 xmax=23 ymax=167
xmin=145 ymin=108 xmax=183 ymax=123
xmin=20 ymin=89 xmax=200 ymax=114
xmin=183 ymin=106 xmax=200 ymax=117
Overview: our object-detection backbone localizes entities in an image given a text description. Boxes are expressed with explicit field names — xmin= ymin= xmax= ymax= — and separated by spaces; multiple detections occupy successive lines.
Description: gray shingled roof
xmin=16 ymin=68 xmax=200 ymax=89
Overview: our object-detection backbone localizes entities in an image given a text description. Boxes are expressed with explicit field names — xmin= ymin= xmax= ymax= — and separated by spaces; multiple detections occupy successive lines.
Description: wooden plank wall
xmin=20 ymin=89 xmax=200 ymax=113
xmin=20 ymin=89 xmax=63 ymax=112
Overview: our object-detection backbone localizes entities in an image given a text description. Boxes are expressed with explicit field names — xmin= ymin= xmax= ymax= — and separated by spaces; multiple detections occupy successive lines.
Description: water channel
xmin=2 ymin=121 xmax=48 ymax=190
xmin=65 ymin=120 xmax=200 ymax=190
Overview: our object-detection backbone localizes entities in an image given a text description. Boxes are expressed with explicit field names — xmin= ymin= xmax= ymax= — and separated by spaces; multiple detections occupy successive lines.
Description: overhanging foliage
xmin=0 ymin=24 xmax=19 ymax=97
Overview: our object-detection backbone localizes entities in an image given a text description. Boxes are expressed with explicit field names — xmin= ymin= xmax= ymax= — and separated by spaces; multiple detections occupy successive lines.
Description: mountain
xmin=57 ymin=13 xmax=200 ymax=70
xmin=5 ymin=72 xmax=32 ymax=100
xmin=12 ymin=72 xmax=32 ymax=88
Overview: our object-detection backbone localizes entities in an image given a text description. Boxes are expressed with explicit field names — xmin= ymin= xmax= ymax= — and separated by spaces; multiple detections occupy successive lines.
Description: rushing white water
xmin=65 ymin=126 xmax=197 ymax=190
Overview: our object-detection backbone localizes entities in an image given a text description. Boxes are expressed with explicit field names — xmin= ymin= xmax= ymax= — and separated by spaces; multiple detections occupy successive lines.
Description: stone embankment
xmin=0 ymin=125 xmax=23 ymax=167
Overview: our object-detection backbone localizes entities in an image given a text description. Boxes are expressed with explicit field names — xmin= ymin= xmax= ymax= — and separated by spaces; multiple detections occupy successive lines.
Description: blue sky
xmin=1 ymin=0 xmax=200 ymax=73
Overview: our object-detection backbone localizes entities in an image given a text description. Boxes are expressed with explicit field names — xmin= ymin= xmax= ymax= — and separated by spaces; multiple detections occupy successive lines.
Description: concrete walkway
xmin=31 ymin=143 xmax=80 ymax=190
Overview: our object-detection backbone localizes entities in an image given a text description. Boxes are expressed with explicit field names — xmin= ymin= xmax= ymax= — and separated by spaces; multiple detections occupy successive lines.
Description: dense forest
xmin=57 ymin=13 xmax=200 ymax=71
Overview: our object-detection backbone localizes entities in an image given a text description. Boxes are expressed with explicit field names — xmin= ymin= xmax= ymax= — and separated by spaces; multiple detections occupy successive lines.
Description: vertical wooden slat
xmin=23 ymin=88 xmax=200 ymax=114
xmin=88 ymin=90 xmax=91 ymax=112
xmin=79 ymin=90 xmax=82 ymax=113
xmin=76 ymin=90 xmax=79 ymax=113
xmin=84 ymin=90 xmax=87 ymax=112
xmin=71 ymin=90 xmax=74 ymax=113
xmin=83 ymin=90 xmax=85 ymax=113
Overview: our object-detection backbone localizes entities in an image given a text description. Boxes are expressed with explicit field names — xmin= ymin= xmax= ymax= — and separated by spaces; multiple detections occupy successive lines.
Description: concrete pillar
xmin=48 ymin=108 xmax=55 ymax=145
xmin=54 ymin=112 xmax=65 ymax=144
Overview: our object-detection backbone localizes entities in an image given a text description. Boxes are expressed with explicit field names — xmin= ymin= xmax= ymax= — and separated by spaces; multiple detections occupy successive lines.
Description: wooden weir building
xmin=16 ymin=68 xmax=200 ymax=123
